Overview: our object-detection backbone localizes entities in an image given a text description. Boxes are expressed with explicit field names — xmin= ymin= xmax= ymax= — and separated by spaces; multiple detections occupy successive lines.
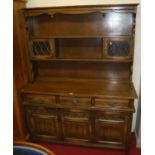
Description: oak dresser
xmin=21 ymin=4 xmax=138 ymax=155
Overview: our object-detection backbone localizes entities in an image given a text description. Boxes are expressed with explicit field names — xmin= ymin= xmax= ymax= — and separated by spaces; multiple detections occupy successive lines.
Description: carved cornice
xmin=23 ymin=5 xmax=138 ymax=17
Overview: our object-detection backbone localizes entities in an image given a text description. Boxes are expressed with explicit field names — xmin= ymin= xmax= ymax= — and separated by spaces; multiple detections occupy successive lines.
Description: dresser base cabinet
xmin=23 ymin=93 xmax=135 ymax=154
xmin=21 ymin=4 xmax=138 ymax=155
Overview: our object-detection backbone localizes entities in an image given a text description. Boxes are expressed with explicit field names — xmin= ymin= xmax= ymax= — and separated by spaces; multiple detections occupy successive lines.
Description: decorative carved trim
xmin=23 ymin=5 xmax=138 ymax=17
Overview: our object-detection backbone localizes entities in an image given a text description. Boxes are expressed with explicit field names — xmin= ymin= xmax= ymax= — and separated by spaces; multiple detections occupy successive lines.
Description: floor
xmin=40 ymin=134 xmax=141 ymax=155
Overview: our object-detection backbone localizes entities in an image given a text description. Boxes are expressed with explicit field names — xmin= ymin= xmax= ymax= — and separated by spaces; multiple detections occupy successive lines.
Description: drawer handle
xmin=72 ymin=97 xmax=78 ymax=104
xmin=69 ymin=92 xmax=78 ymax=104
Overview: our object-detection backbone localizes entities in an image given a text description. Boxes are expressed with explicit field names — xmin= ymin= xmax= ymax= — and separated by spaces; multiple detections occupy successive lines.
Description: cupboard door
xmin=95 ymin=112 xmax=127 ymax=146
xmin=61 ymin=109 xmax=91 ymax=143
xmin=104 ymin=38 xmax=131 ymax=60
xmin=25 ymin=106 xmax=59 ymax=140
xmin=29 ymin=39 xmax=56 ymax=59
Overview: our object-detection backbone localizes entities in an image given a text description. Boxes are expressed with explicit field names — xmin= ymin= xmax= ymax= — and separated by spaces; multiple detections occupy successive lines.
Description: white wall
xmin=132 ymin=5 xmax=141 ymax=131
xmin=26 ymin=0 xmax=140 ymax=8
xmin=26 ymin=0 xmax=141 ymax=132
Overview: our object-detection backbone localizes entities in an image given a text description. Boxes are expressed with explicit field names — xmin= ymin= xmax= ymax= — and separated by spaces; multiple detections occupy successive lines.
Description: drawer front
xmin=58 ymin=96 xmax=91 ymax=107
xmin=23 ymin=94 xmax=56 ymax=105
xmin=95 ymin=98 xmax=130 ymax=109
xmin=61 ymin=109 xmax=91 ymax=142
xmin=95 ymin=111 xmax=126 ymax=121
xmin=25 ymin=105 xmax=56 ymax=115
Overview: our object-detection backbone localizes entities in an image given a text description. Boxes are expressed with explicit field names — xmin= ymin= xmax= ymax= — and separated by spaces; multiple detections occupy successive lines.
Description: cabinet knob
xmin=72 ymin=97 xmax=78 ymax=104
xmin=68 ymin=92 xmax=78 ymax=104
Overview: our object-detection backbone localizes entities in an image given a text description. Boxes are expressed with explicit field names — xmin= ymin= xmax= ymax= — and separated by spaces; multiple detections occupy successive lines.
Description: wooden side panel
xmin=14 ymin=81 xmax=27 ymax=140
xmin=13 ymin=0 xmax=29 ymax=140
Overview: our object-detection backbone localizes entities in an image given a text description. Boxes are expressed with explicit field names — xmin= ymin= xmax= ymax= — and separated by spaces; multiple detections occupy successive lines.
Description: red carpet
xmin=39 ymin=134 xmax=141 ymax=155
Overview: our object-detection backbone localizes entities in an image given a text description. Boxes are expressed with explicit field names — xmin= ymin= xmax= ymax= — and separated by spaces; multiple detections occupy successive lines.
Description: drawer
xmin=95 ymin=98 xmax=130 ymax=109
xmin=95 ymin=111 xmax=126 ymax=121
xmin=25 ymin=105 xmax=56 ymax=115
xmin=23 ymin=94 xmax=56 ymax=105
xmin=58 ymin=96 xmax=91 ymax=107
xmin=62 ymin=109 xmax=90 ymax=118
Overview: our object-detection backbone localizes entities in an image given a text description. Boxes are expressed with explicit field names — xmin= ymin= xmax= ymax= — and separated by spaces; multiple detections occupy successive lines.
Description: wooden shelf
xmin=30 ymin=57 xmax=132 ymax=63
xmin=30 ymin=35 xmax=131 ymax=39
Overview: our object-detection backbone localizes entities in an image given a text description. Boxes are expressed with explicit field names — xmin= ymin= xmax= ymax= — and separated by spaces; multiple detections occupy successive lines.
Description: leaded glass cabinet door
xmin=29 ymin=39 xmax=56 ymax=59
xmin=104 ymin=37 xmax=132 ymax=60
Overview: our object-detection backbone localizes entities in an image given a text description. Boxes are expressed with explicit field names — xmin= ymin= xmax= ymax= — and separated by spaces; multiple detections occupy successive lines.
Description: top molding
xmin=23 ymin=4 xmax=138 ymax=17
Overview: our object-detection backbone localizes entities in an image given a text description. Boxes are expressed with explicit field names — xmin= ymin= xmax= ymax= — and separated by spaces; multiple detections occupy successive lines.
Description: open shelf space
xmin=56 ymin=38 xmax=102 ymax=59
xmin=26 ymin=12 xmax=133 ymax=37
xmin=22 ymin=77 xmax=137 ymax=99
xmin=33 ymin=61 xmax=132 ymax=81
